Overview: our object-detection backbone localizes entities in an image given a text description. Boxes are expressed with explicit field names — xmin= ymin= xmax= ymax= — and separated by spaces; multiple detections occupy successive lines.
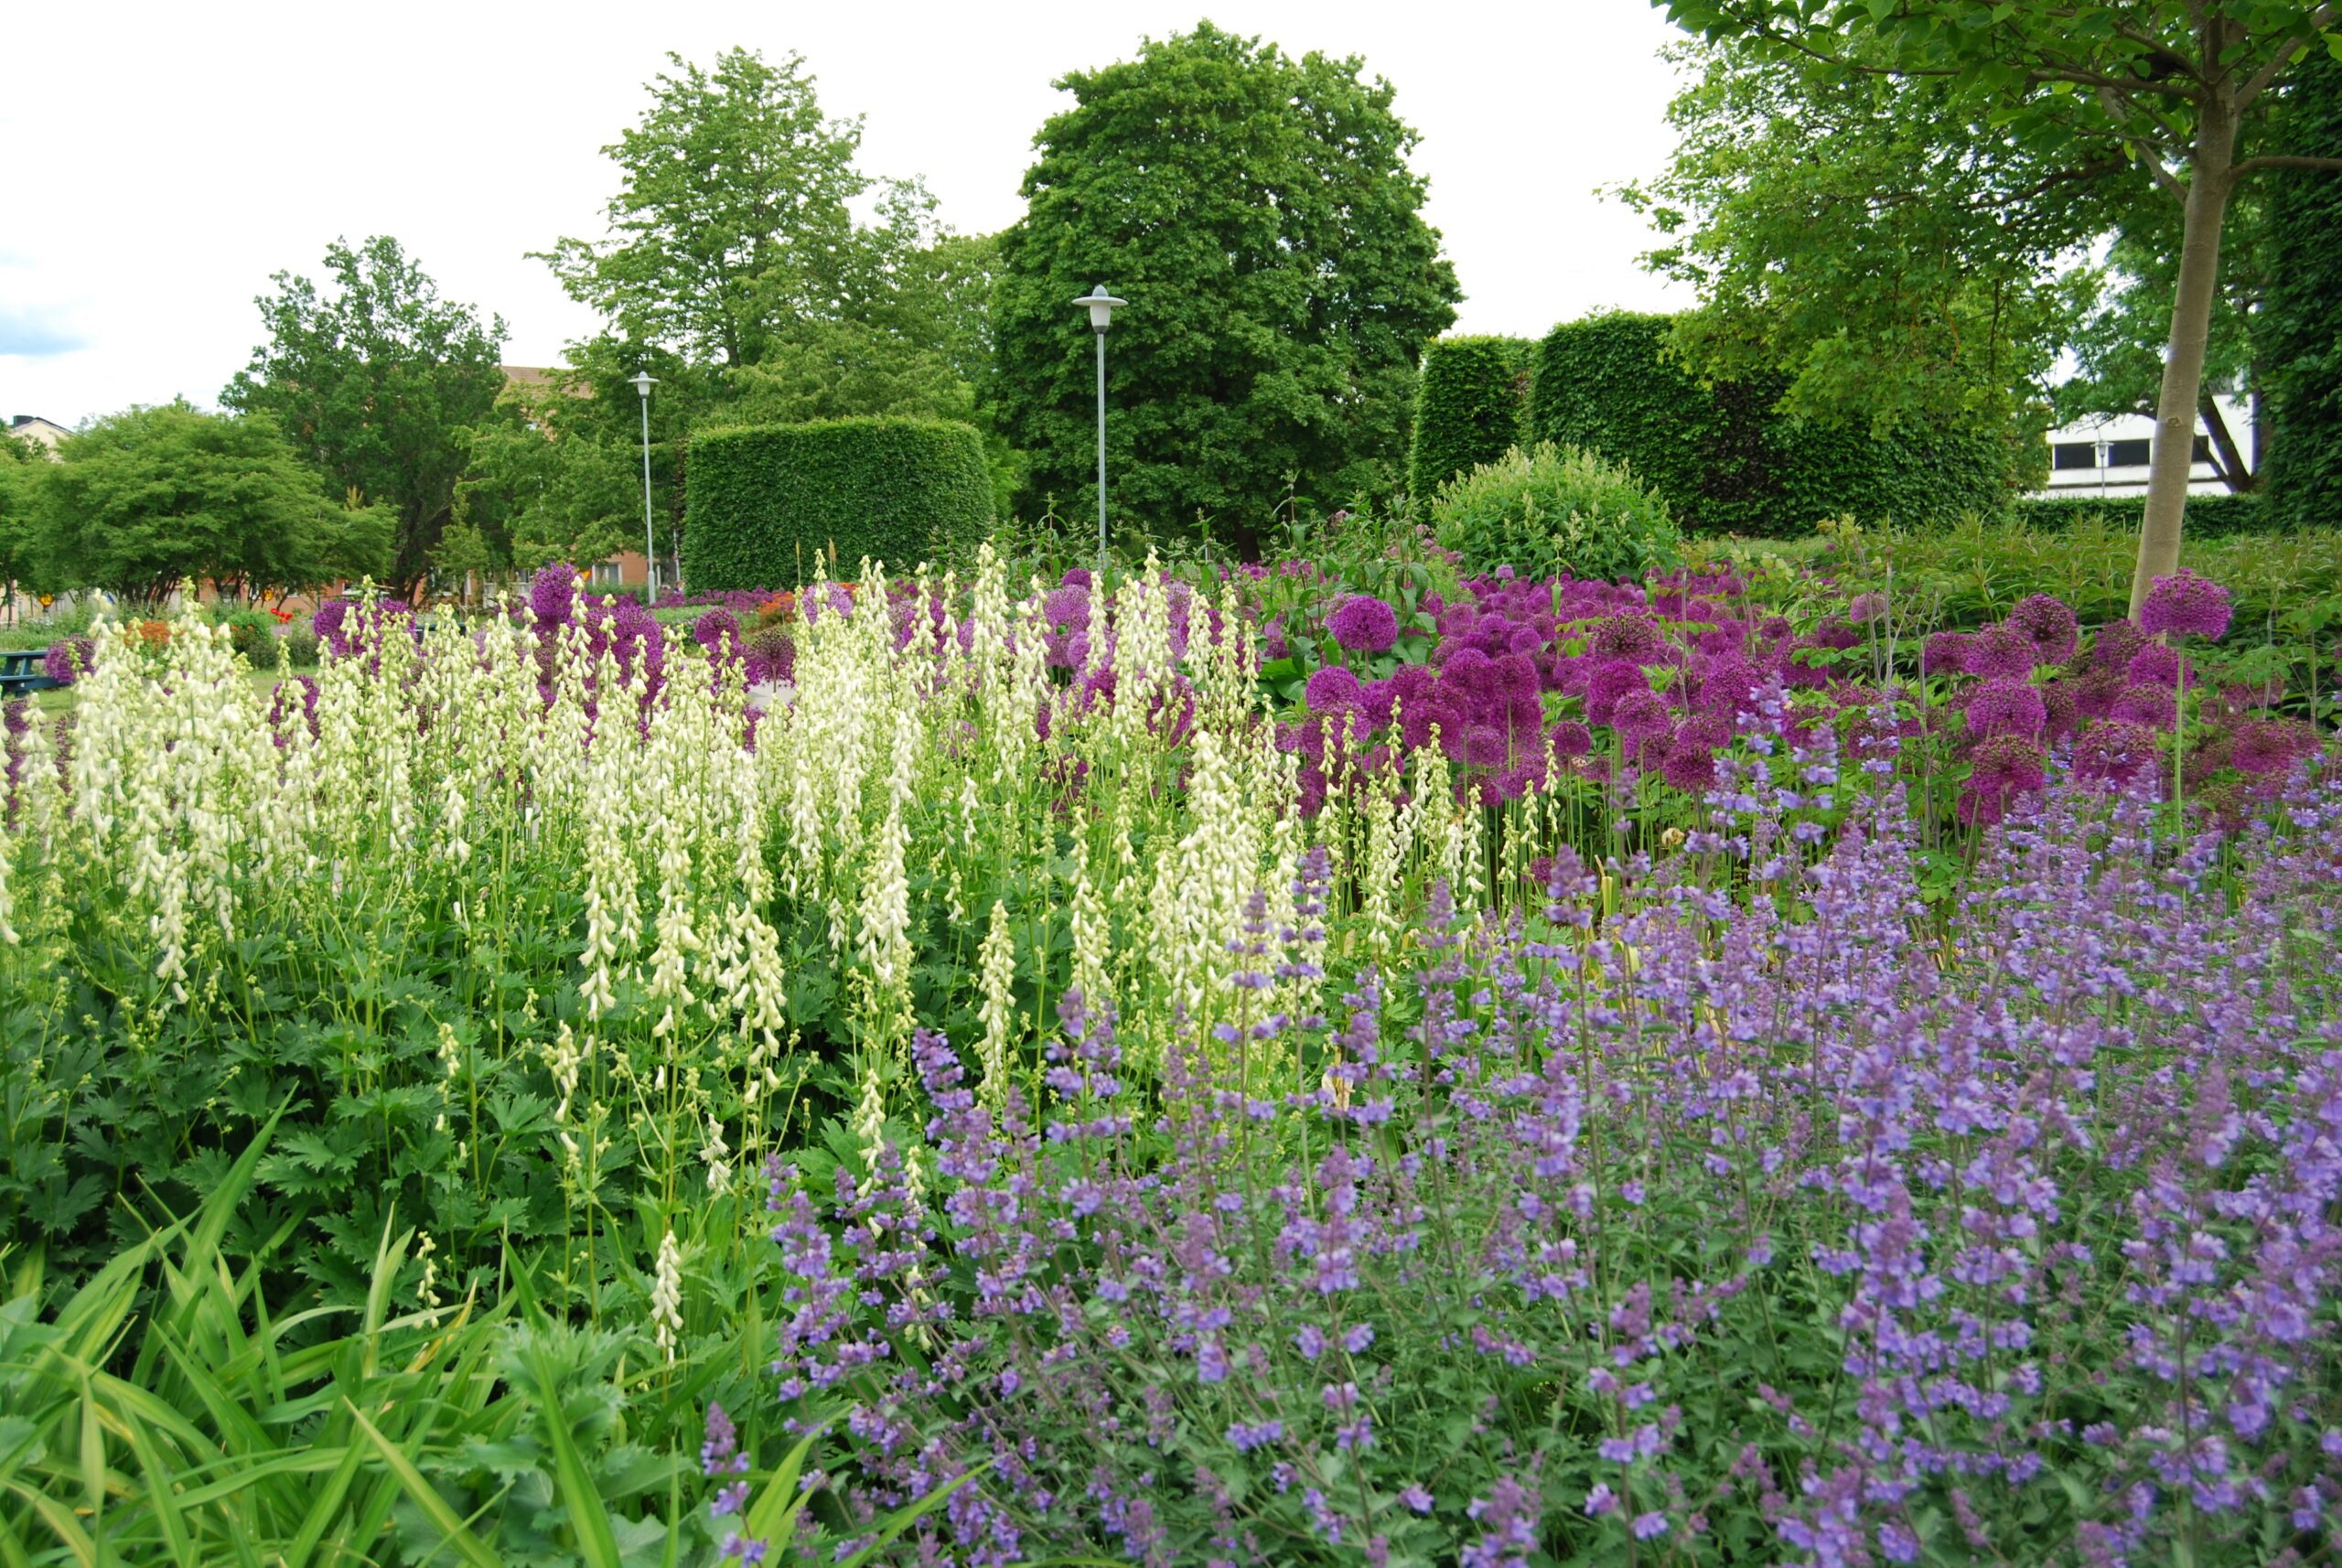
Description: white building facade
xmin=2036 ymin=394 xmax=2254 ymax=499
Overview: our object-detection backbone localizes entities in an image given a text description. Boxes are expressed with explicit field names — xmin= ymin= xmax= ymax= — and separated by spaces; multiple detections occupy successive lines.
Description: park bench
xmin=0 ymin=650 xmax=61 ymax=698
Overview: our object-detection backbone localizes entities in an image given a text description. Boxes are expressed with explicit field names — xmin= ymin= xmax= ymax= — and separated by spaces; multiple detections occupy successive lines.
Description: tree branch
xmin=2233 ymin=154 xmax=2342 ymax=176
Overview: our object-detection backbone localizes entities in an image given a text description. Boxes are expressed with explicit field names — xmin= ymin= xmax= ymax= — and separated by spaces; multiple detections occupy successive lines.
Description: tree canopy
xmin=991 ymin=21 xmax=1460 ymax=546
xmin=223 ymin=235 xmax=507 ymax=593
xmin=28 ymin=403 xmax=391 ymax=606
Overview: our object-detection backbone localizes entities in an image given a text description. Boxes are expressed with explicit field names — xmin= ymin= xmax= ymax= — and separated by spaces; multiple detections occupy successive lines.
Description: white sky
xmin=2 ymin=0 xmax=1696 ymax=430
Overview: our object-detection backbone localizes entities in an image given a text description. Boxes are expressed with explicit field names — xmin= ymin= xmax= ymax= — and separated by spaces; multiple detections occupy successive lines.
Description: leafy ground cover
xmin=0 ymin=536 xmax=2334 ymax=1565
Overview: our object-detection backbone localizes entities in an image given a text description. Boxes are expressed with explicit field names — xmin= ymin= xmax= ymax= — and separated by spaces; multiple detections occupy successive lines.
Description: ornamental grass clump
xmin=756 ymin=757 xmax=2342 ymax=1567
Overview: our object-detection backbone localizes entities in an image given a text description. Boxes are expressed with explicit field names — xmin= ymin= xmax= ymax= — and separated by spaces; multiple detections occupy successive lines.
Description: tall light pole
xmin=628 ymin=371 xmax=659 ymax=599
xmin=1072 ymin=286 xmax=1126 ymax=570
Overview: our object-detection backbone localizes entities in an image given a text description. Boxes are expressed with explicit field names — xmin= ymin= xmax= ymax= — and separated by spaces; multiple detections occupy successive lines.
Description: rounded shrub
xmin=683 ymin=417 xmax=994 ymax=592
xmin=213 ymin=607 xmax=283 ymax=671
xmin=1430 ymin=442 xmax=1682 ymax=583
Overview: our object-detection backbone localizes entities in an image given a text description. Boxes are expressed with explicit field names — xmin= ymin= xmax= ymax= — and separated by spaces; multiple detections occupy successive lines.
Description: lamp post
xmin=1072 ymin=286 xmax=1126 ymax=569
xmin=628 ymin=371 xmax=659 ymax=599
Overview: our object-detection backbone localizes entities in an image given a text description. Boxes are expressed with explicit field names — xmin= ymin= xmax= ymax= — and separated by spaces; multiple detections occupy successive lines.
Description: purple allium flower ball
xmin=1963 ymin=622 xmax=2038 ymax=680
xmin=2040 ymin=679 xmax=2079 ymax=741
xmin=1548 ymin=719 xmax=1593 ymax=759
xmin=2124 ymin=643 xmax=2186 ymax=690
xmin=1059 ymin=567 xmax=1092 ymax=589
xmin=528 ymin=563 xmax=578 ymax=628
xmin=1327 ymin=595 xmax=1400 ymax=654
xmin=1465 ymin=726 xmax=1508 ymax=767
xmin=1042 ymin=584 xmax=1090 ymax=631
xmin=2228 ymin=717 xmax=2317 ymax=777
xmin=2071 ymin=719 xmax=2159 ymax=789
xmin=2111 ymin=683 xmax=2177 ymax=731
xmin=1589 ymin=613 xmax=1666 ymax=664
xmin=1305 ymin=664 xmax=1364 ymax=714
xmin=1921 ymin=631 xmax=1973 ymax=677
xmin=2086 ymin=618 xmax=2148 ymax=671
xmin=1960 ymin=734 xmax=2046 ymax=824
xmin=42 ymin=636 xmax=93 ymax=686
xmin=1846 ymin=591 xmax=1887 ymax=624
xmin=1812 ymin=618 xmax=1864 ymax=650
xmin=691 ymin=607 xmax=740 ymax=660
xmin=1263 ymin=615 xmax=1291 ymax=662
xmin=1965 ymin=677 xmax=2047 ymax=739
xmin=1585 ymin=660 xmax=1649 ymax=725
xmin=1610 ymin=689 xmax=1672 ymax=745
xmin=1662 ymin=744 xmax=1716 ymax=791
xmin=2007 ymin=594 xmax=2079 ymax=666
xmin=2137 ymin=568 xmax=2232 ymax=640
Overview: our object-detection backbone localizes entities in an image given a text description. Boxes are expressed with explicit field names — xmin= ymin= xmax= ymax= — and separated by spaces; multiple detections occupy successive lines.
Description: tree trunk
xmin=2132 ymin=75 xmax=2239 ymax=617
xmin=2198 ymin=392 xmax=2254 ymax=491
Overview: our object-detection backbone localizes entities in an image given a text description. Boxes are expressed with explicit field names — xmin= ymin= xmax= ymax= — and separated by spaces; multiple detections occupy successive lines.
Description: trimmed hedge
xmin=1528 ymin=312 xmax=2011 ymax=537
xmin=683 ymin=418 xmax=993 ymax=592
xmin=1409 ymin=336 xmax=1531 ymax=510
xmin=2008 ymin=492 xmax=2281 ymax=537
xmin=2262 ymin=46 xmax=2342 ymax=531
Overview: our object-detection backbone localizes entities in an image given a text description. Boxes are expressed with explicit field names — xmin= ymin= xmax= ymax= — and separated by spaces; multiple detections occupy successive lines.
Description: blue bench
xmin=0 ymin=649 xmax=62 ymax=698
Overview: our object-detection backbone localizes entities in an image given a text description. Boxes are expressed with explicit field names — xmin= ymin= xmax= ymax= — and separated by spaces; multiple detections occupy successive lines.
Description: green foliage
xmin=209 ymin=604 xmax=284 ymax=670
xmin=990 ymin=21 xmax=1460 ymax=547
xmin=1407 ymin=336 xmax=1531 ymax=510
xmin=683 ymin=418 xmax=992 ymax=589
xmin=224 ymin=235 xmax=508 ymax=591
xmin=1431 ymin=443 xmax=1682 ymax=583
xmin=1531 ymin=311 xmax=2014 ymax=536
xmin=0 ymin=428 xmax=42 ymax=613
xmin=2263 ymin=46 xmax=2342 ymax=529
xmin=28 ymin=403 xmax=391 ymax=604
xmin=2008 ymin=492 xmax=2278 ymax=537
xmin=1619 ymin=36 xmax=2108 ymax=440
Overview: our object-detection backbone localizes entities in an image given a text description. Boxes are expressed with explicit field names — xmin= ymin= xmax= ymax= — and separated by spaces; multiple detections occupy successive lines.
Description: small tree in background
xmin=1408 ymin=337 xmax=1531 ymax=512
xmin=226 ymin=237 xmax=505 ymax=596
xmin=992 ymin=22 xmax=1460 ymax=549
xmin=30 ymin=403 xmax=391 ymax=607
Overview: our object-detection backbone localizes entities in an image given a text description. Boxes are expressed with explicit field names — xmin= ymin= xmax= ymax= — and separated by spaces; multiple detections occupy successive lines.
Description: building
xmin=2036 ymin=395 xmax=2252 ymax=499
xmin=7 ymin=414 xmax=69 ymax=456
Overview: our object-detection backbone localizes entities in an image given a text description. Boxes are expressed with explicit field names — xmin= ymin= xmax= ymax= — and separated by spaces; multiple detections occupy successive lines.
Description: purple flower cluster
xmin=747 ymin=768 xmax=2342 ymax=1566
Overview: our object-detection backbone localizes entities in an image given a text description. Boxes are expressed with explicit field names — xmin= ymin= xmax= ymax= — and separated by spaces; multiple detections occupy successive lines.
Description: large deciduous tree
xmin=224 ymin=236 xmax=507 ymax=595
xmin=2261 ymin=43 xmax=2342 ymax=525
xmin=992 ymin=22 xmax=1461 ymax=546
xmin=1658 ymin=0 xmax=2342 ymax=613
xmin=30 ymin=403 xmax=391 ymax=606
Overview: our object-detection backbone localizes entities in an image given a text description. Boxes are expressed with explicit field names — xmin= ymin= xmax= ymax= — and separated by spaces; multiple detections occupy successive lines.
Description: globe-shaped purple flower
xmin=1960 ymin=734 xmax=2047 ymax=825
xmin=2124 ymin=643 xmax=2186 ymax=690
xmin=42 ymin=636 xmax=93 ymax=686
xmin=1326 ymin=595 xmax=1399 ymax=654
xmin=1965 ymin=677 xmax=2047 ymax=740
xmin=2137 ymin=569 xmax=2231 ymax=640
xmin=1610 ymin=689 xmax=1673 ymax=745
xmin=1589 ymin=613 xmax=1667 ymax=665
xmin=2006 ymin=594 xmax=2079 ymax=666
xmin=528 ymin=563 xmax=578 ymax=629
xmin=1304 ymin=664 xmax=1364 ymax=714
xmin=1585 ymin=660 xmax=1649 ymax=726
xmin=1661 ymin=743 xmax=1716 ymax=791
xmin=1921 ymin=631 xmax=1973 ymax=677
xmin=1548 ymin=719 xmax=1593 ymax=759
xmin=2111 ymin=683 xmax=2177 ymax=731
xmin=2228 ymin=717 xmax=2317 ymax=778
xmin=1963 ymin=622 xmax=2038 ymax=680
xmin=2070 ymin=719 xmax=2159 ymax=790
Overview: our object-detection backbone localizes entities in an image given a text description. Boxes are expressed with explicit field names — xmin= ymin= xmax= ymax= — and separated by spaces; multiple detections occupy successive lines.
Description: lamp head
xmin=628 ymin=371 xmax=658 ymax=399
xmin=1073 ymin=285 xmax=1127 ymax=333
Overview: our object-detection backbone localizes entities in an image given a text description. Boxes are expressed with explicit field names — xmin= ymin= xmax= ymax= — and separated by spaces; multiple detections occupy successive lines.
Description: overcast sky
xmin=2 ymin=0 xmax=1696 ymax=430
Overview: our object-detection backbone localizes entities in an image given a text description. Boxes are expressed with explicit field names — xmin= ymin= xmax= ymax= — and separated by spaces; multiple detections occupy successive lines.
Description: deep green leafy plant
xmin=1431 ymin=442 xmax=1681 ymax=583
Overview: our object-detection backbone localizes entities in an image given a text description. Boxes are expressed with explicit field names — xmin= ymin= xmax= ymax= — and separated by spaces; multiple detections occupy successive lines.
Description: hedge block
xmin=1409 ymin=336 xmax=1531 ymax=508
xmin=683 ymin=417 xmax=994 ymax=591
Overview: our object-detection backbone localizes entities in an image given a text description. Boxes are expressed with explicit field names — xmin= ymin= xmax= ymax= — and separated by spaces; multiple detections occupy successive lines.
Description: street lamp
xmin=1072 ymin=285 xmax=1126 ymax=568
xmin=628 ymin=371 xmax=659 ymax=599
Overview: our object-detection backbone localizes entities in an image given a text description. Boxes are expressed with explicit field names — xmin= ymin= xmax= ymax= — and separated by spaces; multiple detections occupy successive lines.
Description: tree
xmin=1660 ymin=0 xmax=2342 ymax=613
xmin=0 ymin=429 xmax=44 ymax=616
xmin=1618 ymin=37 xmax=2117 ymax=448
xmin=991 ymin=22 xmax=1461 ymax=546
xmin=2261 ymin=44 xmax=2342 ymax=524
xmin=30 ymin=403 xmax=391 ymax=606
xmin=224 ymin=235 xmax=508 ymax=593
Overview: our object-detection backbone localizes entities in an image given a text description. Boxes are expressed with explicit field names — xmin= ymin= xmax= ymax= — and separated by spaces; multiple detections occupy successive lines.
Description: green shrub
xmin=683 ymin=417 xmax=994 ymax=591
xmin=1408 ymin=336 xmax=1531 ymax=510
xmin=2261 ymin=46 xmax=2342 ymax=530
xmin=283 ymin=626 xmax=319 ymax=669
xmin=2008 ymin=492 xmax=2280 ymax=537
xmin=210 ymin=606 xmax=282 ymax=670
xmin=1431 ymin=442 xmax=1683 ymax=582
xmin=1530 ymin=311 xmax=2012 ymax=537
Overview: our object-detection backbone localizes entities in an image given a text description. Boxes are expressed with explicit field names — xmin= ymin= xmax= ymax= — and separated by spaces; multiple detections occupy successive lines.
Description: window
xmin=2106 ymin=439 xmax=2151 ymax=468
xmin=591 ymin=562 xmax=623 ymax=587
xmin=2051 ymin=441 xmax=2100 ymax=470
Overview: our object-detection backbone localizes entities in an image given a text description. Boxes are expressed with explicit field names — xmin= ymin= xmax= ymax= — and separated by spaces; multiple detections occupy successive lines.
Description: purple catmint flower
xmin=2137 ymin=569 xmax=2232 ymax=639
xmin=2007 ymin=594 xmax=2080 ymax=666
xmin=1327 ymin=595 xmax=1400 ymax=654
xmin=1964 ymin=622 xmax=2038 ymax=680
xmin=1305 ymin=665 xmax=1364 ymax=714
xmin=702 ymin=1402 xmax=747 ymax=1476
xmin=1966 ymin=677 xmax=2047 ymax=740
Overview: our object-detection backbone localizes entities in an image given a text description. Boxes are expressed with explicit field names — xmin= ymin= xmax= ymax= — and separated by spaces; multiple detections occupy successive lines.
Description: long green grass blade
xmin=520 ymin=1342 xmax=625 ymax=1568
xmin=118 ymin=1409 xmax=196 ymax=1568
xmin=340 ymin=1400 xmax=500 ymax=1568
